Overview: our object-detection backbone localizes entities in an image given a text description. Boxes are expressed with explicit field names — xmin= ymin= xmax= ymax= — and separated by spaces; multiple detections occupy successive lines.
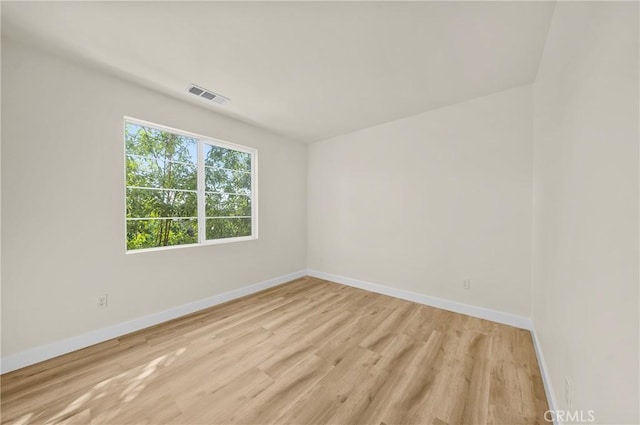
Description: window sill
xmin=125 ymin=235 xmax=258 ymax=255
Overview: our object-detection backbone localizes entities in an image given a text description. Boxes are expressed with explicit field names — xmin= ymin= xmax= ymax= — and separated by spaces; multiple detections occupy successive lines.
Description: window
xmin=125 ymin=118 xmax=257 ymax=252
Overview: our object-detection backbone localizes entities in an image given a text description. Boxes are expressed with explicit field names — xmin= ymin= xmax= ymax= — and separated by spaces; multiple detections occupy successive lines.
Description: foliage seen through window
xmin=125 ymin=120 xmax=255 ymax=251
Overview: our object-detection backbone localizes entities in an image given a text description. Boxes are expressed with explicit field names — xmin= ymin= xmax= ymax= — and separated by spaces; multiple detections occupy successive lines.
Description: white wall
xmin=1 ymin=38 xmax=307 ymax=357
xmin=532 ymin=2 xmax=639 ymax=423
xmin=308 ymin=85 xmax=533 ymax=316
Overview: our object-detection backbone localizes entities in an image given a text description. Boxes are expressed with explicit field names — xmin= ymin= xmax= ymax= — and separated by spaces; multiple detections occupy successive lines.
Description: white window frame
xmin=124 ymin=116 xmax=258 ymax=254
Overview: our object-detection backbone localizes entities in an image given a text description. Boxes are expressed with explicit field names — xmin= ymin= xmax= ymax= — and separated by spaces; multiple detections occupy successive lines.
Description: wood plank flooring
xmin=0 ymin=277 xmax=549 ymax=425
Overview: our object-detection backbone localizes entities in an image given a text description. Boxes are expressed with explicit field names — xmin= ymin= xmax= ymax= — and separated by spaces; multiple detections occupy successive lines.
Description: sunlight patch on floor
xmin=38 ymin=347 xmax=186 ymax=425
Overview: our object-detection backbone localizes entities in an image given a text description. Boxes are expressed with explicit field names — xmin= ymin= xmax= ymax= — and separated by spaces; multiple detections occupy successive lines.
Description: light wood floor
xmin=1 ymin=277 xmax=548 ymax=425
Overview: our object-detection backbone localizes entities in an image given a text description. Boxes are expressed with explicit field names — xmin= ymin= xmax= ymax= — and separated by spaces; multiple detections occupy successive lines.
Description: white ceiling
xmin=1 ymin=1 xmax=555 ymax=143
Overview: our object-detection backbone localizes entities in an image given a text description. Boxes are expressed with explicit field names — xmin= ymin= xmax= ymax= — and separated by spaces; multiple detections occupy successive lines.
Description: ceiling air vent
xmin=186 ymin=84 xmax=230 ymax=105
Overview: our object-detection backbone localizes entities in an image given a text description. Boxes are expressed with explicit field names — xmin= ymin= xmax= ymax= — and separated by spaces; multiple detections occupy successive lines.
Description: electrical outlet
xmin=97 ymin=294 xmax=108 ymax=309
xmin=564 ymin=376 xmax=572 ymax=408
xmin=463 ymin=279 xmax=471 ymax=290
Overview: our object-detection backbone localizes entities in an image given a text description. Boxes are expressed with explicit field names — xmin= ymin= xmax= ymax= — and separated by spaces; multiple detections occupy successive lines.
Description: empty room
xmin=1 ymin=1 xmax=638 ymax=424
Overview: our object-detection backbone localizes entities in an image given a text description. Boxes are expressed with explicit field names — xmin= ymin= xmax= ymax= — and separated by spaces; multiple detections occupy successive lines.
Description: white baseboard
xmin=531 ymin=325 xmax=559 ymax=425
xmin=0 ymin=270 xmax=307 ymax=374
xmin=306 ymin=269 xmax=533 ymax=330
